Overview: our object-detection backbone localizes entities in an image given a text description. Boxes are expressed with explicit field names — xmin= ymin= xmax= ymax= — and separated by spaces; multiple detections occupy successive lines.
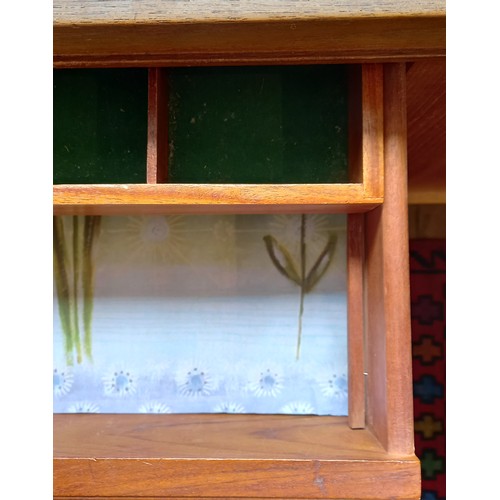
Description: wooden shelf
xmin=53 ymin=183 xmax=382 ymax=215
xmin=54 ymin=414 xmax=420 ymax=499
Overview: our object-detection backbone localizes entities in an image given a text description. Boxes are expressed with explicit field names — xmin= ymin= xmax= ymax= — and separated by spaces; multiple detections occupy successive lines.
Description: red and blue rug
xmin=410 ymin=239 xmax=446 ymax=500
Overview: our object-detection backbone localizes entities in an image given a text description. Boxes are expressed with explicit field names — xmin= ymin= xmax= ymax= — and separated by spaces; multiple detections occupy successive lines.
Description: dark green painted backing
xmin=53 ymin=69 xmax=148 ymax=184
xmin=168 ymin=66 xmax=349 ymax=184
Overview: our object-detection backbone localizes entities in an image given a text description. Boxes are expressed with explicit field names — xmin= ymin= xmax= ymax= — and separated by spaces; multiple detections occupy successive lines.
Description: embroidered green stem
xmin=296 ymin=214 xmax=306 ymax=360
xmin=54 ymin=215 xmax=100 ymax=365
xmin=83 ymin=216 xmax=101 ymax=362
xmin=263 ymin=215 xmax=338 ymax=360
xmin=53 ymin=217 xmax=74 ymax=365
xmin=71 ymin=216 xmax=82 ymax=364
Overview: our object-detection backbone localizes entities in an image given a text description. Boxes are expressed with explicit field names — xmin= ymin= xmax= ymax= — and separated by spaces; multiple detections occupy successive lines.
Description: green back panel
xmin=168 ymin=66 xmax=349 ymax=184
xmin=53 ymin=69 xmax=148 ymax=184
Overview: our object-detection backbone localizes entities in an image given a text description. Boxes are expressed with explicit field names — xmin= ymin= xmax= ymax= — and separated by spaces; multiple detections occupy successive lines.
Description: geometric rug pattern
xmin=410 ymin=239 xmax=446 ymax=500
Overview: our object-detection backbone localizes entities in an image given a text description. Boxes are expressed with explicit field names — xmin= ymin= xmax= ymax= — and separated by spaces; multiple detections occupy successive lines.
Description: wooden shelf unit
xmin=52 ymin=2 xmax=446 ymax=498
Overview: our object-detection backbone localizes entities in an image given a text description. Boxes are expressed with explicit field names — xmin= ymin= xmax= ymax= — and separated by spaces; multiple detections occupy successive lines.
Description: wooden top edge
xmin=54 ymin=1 xmax=445 ymax=25
xmin=53 ymin=12 xmax=447 ymax=27
xmin=53 ymin=6 xmax=445 ymax=65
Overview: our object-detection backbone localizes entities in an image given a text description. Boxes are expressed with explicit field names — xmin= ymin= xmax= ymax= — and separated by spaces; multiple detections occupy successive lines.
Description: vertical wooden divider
xmin=147 ymin=68 xmax=169 ymax=183
xmin=345 ymin=64 xmax=384 ymax=430
xmin=348 ymin=65 xmax=363 ymax=184
xmin=347 ymin=213 xmax=365 ymax=429
xmin=362 ymin=64 xmax=384 ymax=199
xmin=364 ymin=63 xmax=414 ymax=454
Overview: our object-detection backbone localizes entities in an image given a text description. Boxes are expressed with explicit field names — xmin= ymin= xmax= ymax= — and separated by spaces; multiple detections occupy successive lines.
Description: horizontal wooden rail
xmin=53 ymin=1 xmax=445 ymax=67
xmin=53 ymin=183 xmax=382 ymax=215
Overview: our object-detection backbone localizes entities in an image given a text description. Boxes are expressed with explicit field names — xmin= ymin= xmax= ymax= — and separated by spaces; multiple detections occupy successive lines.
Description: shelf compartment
xmin=53 ymin=213 xmax=349 ymax=415
xmin=167 ymin=65 xmax=349 ymax=184
xmin=53 ymin=414 xmax=420 ymax=499
xmin=53 ymin=64 xmax=383 ymax=216
xmin=53 ymin=68 xmax=149 ymax=184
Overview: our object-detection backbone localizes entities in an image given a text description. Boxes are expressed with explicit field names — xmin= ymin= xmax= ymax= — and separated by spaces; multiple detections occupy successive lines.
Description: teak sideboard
xmin=53 ymin=1 xmax=446 ymax=499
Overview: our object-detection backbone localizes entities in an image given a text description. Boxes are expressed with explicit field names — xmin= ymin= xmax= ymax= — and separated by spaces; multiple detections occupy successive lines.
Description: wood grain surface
xmin=362 ymin=64 xmax=384 ymax=199
xmin=347 ymin=213 xmax=366 ymax=429
xmin=364 ymin=63 xmax=415 ymax=455
xmin=53 ymin=1 xmax=445 ymax=67
xmin=147 ymin=68 xmax=169 ymax=183
xmin=54 ymin=414 xmax=420 ymax=499
xmin=53 ymin=183 xmax=382 ymax=215
xmin=406 ymin=59 xmax=446 ymax=204
xmin=54 ymin=0 xmax=446 ymax=23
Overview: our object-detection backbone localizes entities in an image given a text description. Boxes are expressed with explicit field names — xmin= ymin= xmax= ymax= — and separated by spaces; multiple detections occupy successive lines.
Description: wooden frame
xmin=53 ymin=3 xmax=432 ymax=497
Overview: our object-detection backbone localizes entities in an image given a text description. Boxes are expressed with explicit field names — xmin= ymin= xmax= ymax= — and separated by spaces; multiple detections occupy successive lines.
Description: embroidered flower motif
xmin=281 ymin=401 xmax=315 ymax=414
xmin=138 ymin=401 xmax=172 ymax=413
xmin=103 ymin=368 xmax=137 ymax=397
xmin=212 ymin=219 xmax=236 ymax=247
xmin=109 ymin=215 xmax=189 ymax=263
xmin=176 ymin=365 xmax=214 ymax=397
xmin=53 ymin=367 xmax=74 ymax=397
xmin=249 ymin=366 xmax=284 ymax=397
xmin=269 ymin=214 xmax=333 ymax=256
xmin=206 ymin=218 xmax=240 ymax=289
xmin=319 ymin=372 xmax=348 ymax=399
xmin=67 ymin=401 xmax=100 ymax=413
xmin=213 ymin=402 xmax=245 ymax=413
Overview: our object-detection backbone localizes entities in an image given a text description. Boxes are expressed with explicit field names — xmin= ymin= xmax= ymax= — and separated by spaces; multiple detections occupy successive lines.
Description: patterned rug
xmin=410 ymin=239 xmax=446 ymax=500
